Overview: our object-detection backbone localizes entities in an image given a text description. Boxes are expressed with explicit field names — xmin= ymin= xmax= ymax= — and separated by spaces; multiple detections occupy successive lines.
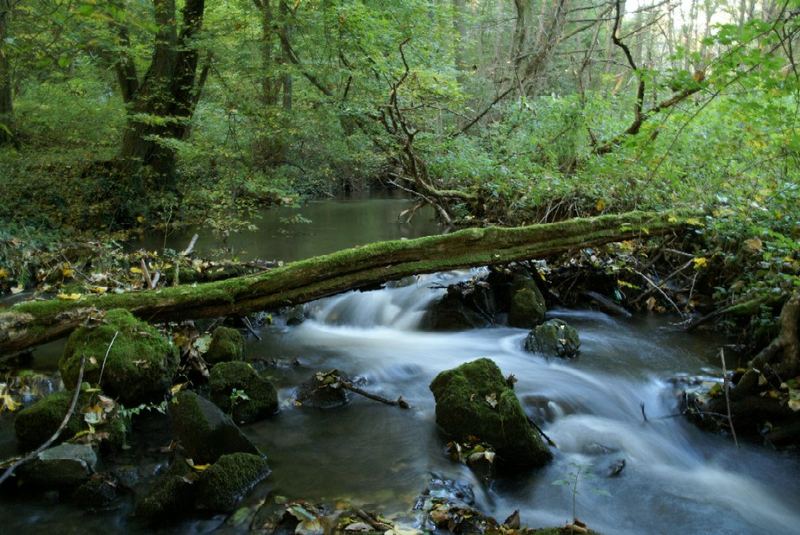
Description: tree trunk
xmin=0 ymin=211 xmax=696 ymax=355
xmin=118 ymin=0 xmax=205 ymax=185
xmin=0 ymin=0 xmax=14 ymax=146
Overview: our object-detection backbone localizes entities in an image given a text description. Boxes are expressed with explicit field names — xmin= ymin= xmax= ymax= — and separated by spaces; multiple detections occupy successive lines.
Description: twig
xmin=640 ymin=402 xmax=648 ymax=422
xmin=140 ymin=259 xmax=153 ymax=289
xmin=181 ymin=234 xmax=199 ymax=256
xmin=0 ymin=356 xmax=86 ymax=486
xmin=242 ymin=316 xmax=262 ymax=341
xmin=340 ymin=381 xmax=409 ymax=409
xmin=720 ymin=348 xmax=739 ymax=448
xmin=97 ymin=331 xmax=119 ymax=388
xmin=527 ymin=416 xmax=557 ymax=448
xmin=632 ymin=269 xmax=685 ymax=318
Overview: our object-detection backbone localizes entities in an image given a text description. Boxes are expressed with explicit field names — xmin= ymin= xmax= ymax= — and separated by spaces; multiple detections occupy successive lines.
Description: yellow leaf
xmin=57 ymin=293 xmax=82 ymax=301
xmin=788 ymin=399 xmax=800 ymax=412
xmin=692 ymin=257 xmax=708 ymax=269
xmin=0 ymin=267 xmax=9 ymax=279
xmin=595 ymin=199 xmax=606 ymax=211
xmin=136 ymin=215 xmax=145 ymax=223
xmin=170 ymin=382 xmax=188 ymax=395
xmin=62 ymin=266 xmax=75 ymax=278
xmin=130 ymin=267 xmax=143 ymax=274
xmin=90 ymin=286 xmax=108 ymax=294
xmin=1 ymin=394 xmax=20 ymax=412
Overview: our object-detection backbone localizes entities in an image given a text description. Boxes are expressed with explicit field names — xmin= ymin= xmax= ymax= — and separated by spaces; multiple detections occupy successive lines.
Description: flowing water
xmin=3 ymin=198 xmax=800 ymax=533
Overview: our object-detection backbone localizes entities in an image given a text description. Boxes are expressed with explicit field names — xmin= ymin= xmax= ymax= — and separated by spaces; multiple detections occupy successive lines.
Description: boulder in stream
xmin=209 ymin=361 xmax=279 ymax=424
xmin=204 ymin=326 xmax=246 ymax=364
xmin=196 ymin=452 xmax=271 ymax=512
xmin=59 ymin=309 xmax=180 ymax=405
xmin=169 ymin=390 xmax=260 ymax=464
xmin=295 ymin=369 xmax=351 ymax=409
xmin=135 ymin=470 xmax=197 ymax=523
xmin=508 ymin=278 xmax=547 ymax=328
xmin=524 ymin=319 xmax=580 ymax=358
xmin=18 ymin=443 xmax=97 ymax=489
xmin=429 ymin=358 xmax=552 ymax=470
xmin=423 ymin=280 xmax=496 ymax=330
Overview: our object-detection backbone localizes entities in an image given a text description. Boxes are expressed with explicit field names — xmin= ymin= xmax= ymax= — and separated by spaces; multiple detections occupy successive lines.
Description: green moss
xmin=169 ymin=390 xmax=260 ymax=464
xmin=14 ymin=390 xmax=88 ymax=451
xmin=135 ymin=473 xmax=197 ymax=523
xmin=59 ymin=309 xmax=179 ymax=405
xmin=525 ymin=319 xmax=580 ymax=358
xmin=508 ymin=279 xmax=547 ymax=328
xmin=430 ymin=358 xmax=551 ymax=471
xmin=196 ymin=453 xmax=270 ymax=512
xmin=205 ymin=326 xmax=245 ymax=364
xmin=209 ymin=362 xmax=278 ymax=424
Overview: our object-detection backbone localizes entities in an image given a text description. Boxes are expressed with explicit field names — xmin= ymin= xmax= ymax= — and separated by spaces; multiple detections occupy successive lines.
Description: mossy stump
xmin=196 ymin=452 xmax=271 ymax=512
xmin=169 ymin=390 xmax=260 ymax=464
xmin=59 ymin=309 xmax=179 ymax=405
xmin=209 ymin=362 xmax=278 ymax=424
xmin=430 ymin=358 xmax=552 ymax=471
xmin=205 ymin=326 xmax=246 ymax=364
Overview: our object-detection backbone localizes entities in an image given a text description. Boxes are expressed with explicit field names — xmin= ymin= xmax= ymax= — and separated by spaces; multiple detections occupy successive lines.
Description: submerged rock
xmin=508 ymin=278 xmax=547 ymax=328
xmin=196 ymin=452 xmax=271 ymax=512
xmin=169 ymin=390 xmax=260 ymax=464
xmin=14 ymin=390 xmax=88 ymax=451
xmin=524 ymin=319 xmax=580 ymax=358
xmin=296 ymin=369 xmax=351 ymax=409
xmin=72 ymin=473 xmax=120 ymax=508
xmin=205 ymin=326 xmax=246 ymax=364
xmin=59 ymin=309 xmax=179 ymax=405
xmin=19 ymin=443 xmax=97 ymax=488
xmin=429 ymin=358 xmax=552 ymax=470
xmin=209 ymin=361 xmax=279 ymax=424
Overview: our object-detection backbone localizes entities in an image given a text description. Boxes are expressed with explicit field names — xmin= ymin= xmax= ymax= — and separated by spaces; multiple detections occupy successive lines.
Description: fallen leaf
xmin=743 ymin=237 xmax=763 ymax=253
xmin=57 ymin=293 xmax=82 ymax=301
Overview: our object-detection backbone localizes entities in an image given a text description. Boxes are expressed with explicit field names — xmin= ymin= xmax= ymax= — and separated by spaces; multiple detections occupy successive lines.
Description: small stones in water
xmin=524 ymin=319 xmax=580 ymax=359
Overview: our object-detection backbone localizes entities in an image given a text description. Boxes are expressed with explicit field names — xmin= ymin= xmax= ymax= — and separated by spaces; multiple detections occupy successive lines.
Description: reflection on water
xmin=135 ymin=197 xmax=441 ymax=261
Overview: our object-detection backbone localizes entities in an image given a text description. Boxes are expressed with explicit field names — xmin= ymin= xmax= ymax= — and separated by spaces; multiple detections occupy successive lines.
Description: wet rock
xmin=72 ymin=473 xmax=119 ymax=508
xmin=524 ymin=319 xmax=580 ymax=358
xmin=196 ymin=452 xmax=271 ymax=512
xmin=423 ymin=280 xmax=496 ymax=330
xmin=19 ymin=443 xmax=97 ymax=488
xmin=135 ymin=471 xmax=197 ymax=523
xmin=508 ymin=278 xmax=547 ymax=328
xmin=296 ymin=369 xmax=351 ymax=409
xmin=209 ymin=361 xmax=279 ymax=424
xmin=169 ymin=390 xmax=260 ymax=464
xmin=59 ymin=309 xmax=180 ymax=405
xmin=205 ymin=326 xmax=246 ymax=364
xmin=14 ymin=390 xmax=88 ymax=451
xmin=283 ymin=305 xmax=307 ymax=326
xmin=429 ymin=358 xmax=552 ymax=471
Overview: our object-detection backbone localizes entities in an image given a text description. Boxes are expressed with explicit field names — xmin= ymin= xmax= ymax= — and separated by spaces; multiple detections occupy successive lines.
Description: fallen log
xmin=0 ymin=210 xmax=696 ymax=354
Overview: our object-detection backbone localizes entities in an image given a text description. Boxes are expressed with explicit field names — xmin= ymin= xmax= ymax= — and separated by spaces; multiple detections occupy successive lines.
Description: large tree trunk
xmin=118 ymin=0 xmax=205 ymax=186
xmin=0 ymin=211 xmax=695 ymax=355
xmin=0 ymin=0 xmax=14 ymax=146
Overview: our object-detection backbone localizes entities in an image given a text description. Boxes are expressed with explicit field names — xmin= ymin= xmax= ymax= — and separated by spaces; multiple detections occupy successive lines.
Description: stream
xmin=3 ymin=198 xmax=800 ymax=534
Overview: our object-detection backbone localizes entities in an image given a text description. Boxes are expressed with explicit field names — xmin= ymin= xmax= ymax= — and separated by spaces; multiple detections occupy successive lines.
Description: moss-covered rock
xmin=196 ymin=453 xmax=271 ymax=512
xmin=424 ymin=281 xmax=496 ymax=331
xmin=524 ymin=319 xmax=580 ymax=358
xmin=429 ymin=358 xmax=551 ymax=471
xmin=508 ymin=278 xmax=546 ymax=328
xmin=205 ymin=326 xmax=246 ymax=364
xmin=59 ymin=309 xmax=179 ymax=405
xmin=169 ymin=390 xmax=260 ymax=464
xmin=19 ymin=443 xmax=97 ymax=488
xmin=209 ymin=362 xmax=278 ymax=424
xmin=14 ymin=390 xmax=88 ymax=451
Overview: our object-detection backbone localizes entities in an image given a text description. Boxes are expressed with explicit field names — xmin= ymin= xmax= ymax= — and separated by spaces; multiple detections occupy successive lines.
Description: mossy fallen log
xmin=0 ymin=210 xmax=697 ymax=354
